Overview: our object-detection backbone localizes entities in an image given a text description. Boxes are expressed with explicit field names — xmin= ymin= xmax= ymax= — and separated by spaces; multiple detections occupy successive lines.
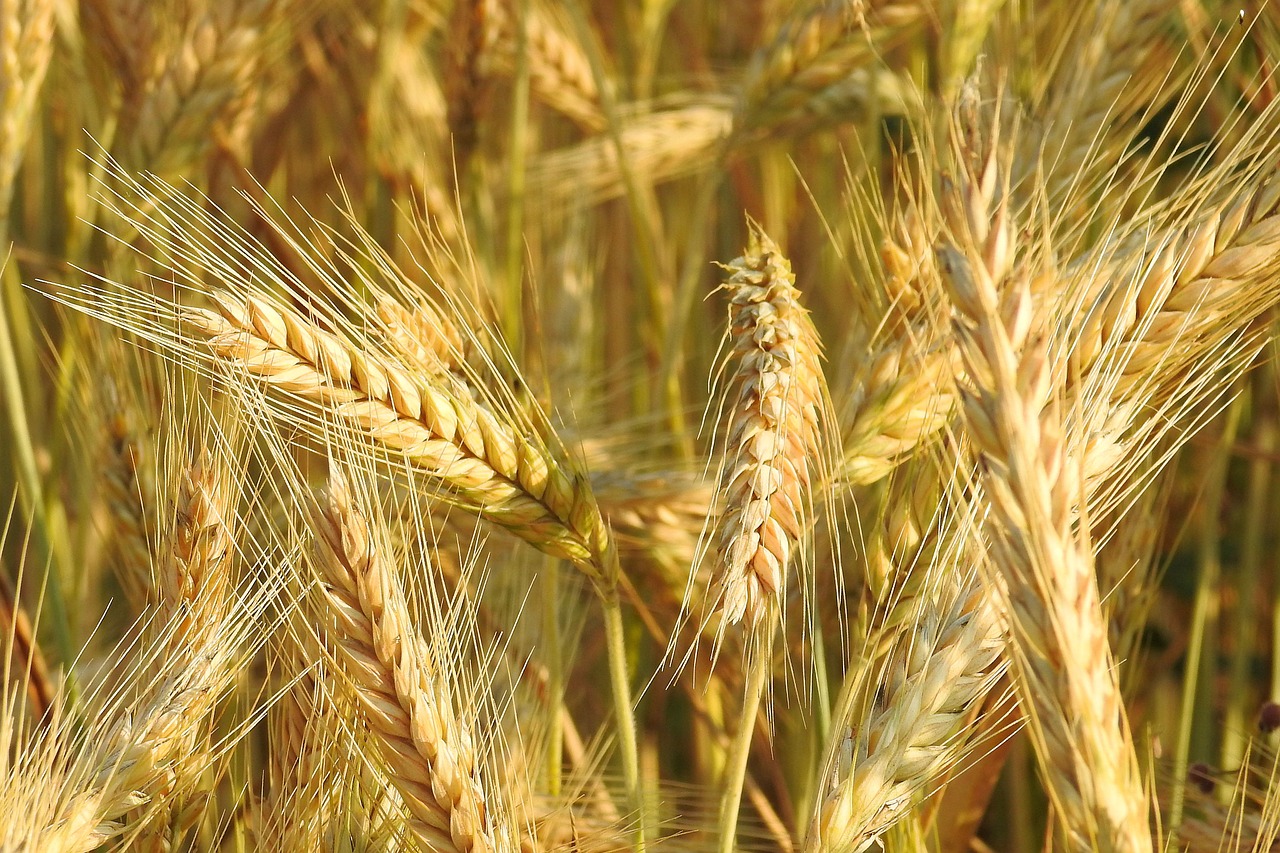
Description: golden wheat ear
xmin=703 ymin=220 xmax=827 ymax=636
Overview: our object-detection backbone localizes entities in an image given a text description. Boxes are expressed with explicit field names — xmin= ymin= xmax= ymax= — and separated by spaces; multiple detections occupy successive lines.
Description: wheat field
xmin=2 ymin=1 xmax=1280 ymax=851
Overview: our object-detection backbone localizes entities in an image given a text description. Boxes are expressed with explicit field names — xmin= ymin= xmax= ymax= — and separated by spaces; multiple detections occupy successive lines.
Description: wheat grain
xmin=376 ymin=296 xmax=470 ymax=378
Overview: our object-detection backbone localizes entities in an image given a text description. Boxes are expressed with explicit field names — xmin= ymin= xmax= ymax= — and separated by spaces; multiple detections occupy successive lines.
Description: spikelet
xmin=708 ymin=221 xmax=826 ymax=629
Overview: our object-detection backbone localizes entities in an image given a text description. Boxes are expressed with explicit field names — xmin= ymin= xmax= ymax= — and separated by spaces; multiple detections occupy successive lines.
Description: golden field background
xmin=2 ymin=1 xmax=1280 ymax=851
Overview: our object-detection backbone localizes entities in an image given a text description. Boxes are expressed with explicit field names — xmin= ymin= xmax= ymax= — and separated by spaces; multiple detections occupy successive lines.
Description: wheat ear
xmin=707 ymin=221 xmax=827 ymax=853
xmin=0 ymin=0 xmax=55 ymax=237
xmin=102 ymin=403 xmax=156 ymax=613
xmin=182 ymin=291 xmax=622 ymax=591
xmin=806 ymin=471 xmax=1006 ymax=852
xmin=37 ymin=451 xmax=240 ymax=851
xmin=707 ymin=222 xmax=826 ymax=629
xmin=130 ymin=450 xmax=236 ymax=849
xmin=941 ymin=242 xmax=1151 ymax=852
xmin=735 ymin=0 xmax=926 ymax=137
xmin=1033 ymin=0 xmax=1175 ymax=202
xmin=489 ymin=0 xmax=604 ymax=132
xmin=310 ymin=471 xmax=500 ymax=853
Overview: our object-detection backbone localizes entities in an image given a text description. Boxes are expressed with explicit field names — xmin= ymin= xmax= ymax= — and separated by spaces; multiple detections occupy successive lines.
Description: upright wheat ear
xmin=709 ymin=222 xmax=825 ymax=628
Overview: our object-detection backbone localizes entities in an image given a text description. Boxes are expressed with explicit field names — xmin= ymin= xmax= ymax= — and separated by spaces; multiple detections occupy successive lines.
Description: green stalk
xmin=503 ymin=0 xmax=532 ymax=356
xmin=1170 ymin=399 xmax=1241 ymax=836
xmin=1222 ymin=410 xmax=1273 ymax=772
xmin=0 ymin=261 xmax=75 ymax=681
xmin=717 ymin=622 xmax=775 ymax=853
xmin=543 ymin=557 xmax=563 ymax=798
xmin=602 ymin=589 xmax=646 ymax=852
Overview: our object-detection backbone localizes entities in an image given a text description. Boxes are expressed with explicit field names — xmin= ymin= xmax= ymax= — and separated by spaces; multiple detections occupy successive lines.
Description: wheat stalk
xmin=309 ymin=470 xmax=501 ymax=853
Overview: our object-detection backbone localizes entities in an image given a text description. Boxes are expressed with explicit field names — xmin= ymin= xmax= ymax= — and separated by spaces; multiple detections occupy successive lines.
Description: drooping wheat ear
xmin=488 ymin=0 xmax=604 ymax=132
xmin=597 ymin=469 xmax=715 ymax=574
xmin=841 ymin=334 xmax=959 ymax=486
xmin=735 ymin=0 xmax=926 ymax=137
xmin=707 ymin=221 xmax=827 ymax=629
xmin=0 ymin=0 xmax=56 ymax=236
xmin=1032 ymin=1 xmax=1176 ymax=202
xmin=940 ymin=243 xmax=1152 ymax=852
xmin=528 ymin=100 xmax=735 ymax=206
xmin=262 ymin=648 xmax=330 ymax=850
xmin=596 ymin=469 xmax=717 ymax=646
xmin=806 ymin=470 xmax=1007 ymax=853
xmin=310 ymin=471 xmax=499 ymax=853
xmin=182 ymin=290 xmax=621 ymax=593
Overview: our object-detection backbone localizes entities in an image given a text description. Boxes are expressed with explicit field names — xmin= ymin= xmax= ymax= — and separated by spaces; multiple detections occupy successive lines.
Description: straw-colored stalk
xmin=310 ymin=472 xmax=499 ymax=853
